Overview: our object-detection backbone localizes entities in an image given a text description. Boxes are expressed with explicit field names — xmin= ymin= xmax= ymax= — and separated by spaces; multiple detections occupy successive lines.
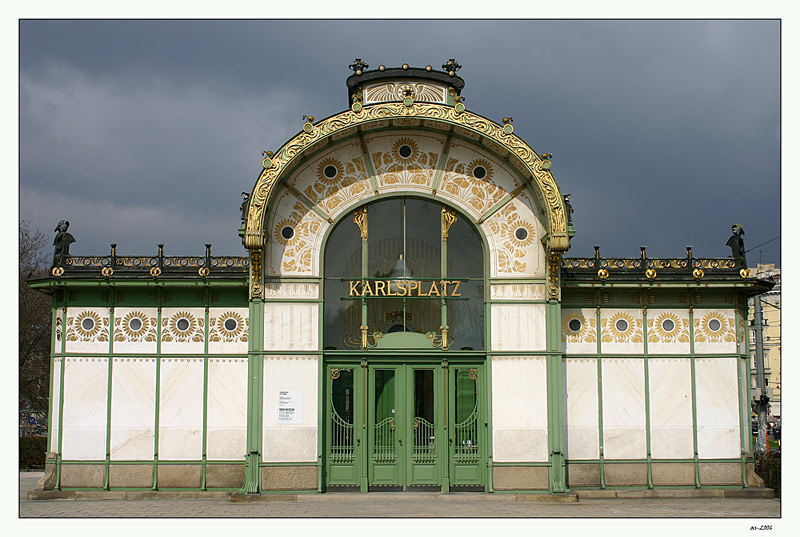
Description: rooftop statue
xmin=52 ymin=220 xmax=75 ymax=268
xmin=725 ymin=223 xmax=747 ymax=268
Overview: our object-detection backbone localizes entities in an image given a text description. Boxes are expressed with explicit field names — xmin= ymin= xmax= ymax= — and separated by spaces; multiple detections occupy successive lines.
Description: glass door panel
xmin=326 ymin=366 xmax=361 ymax=487
xmin=449 ymin=366 xmax=485 ymax=488
xmin=369 ymin=368 xmax=403 ymax=487
xmin=408 ymin=368 xmax=440 ymax=486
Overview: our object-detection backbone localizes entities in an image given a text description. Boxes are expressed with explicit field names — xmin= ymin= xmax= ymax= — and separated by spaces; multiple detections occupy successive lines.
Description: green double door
xmin=325 ymin=360 xmax=486 ymax=492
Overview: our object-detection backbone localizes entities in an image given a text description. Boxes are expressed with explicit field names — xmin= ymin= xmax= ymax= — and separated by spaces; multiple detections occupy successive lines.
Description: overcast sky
xmin=18 ymin=19 xmax=780 ymax=265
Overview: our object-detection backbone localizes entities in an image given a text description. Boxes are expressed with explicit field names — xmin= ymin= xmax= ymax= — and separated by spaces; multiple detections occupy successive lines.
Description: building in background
xmin=749 ymin=263 xmax=781 ymax=423
xmin=28 ymin=61 xmax=774 ymax=494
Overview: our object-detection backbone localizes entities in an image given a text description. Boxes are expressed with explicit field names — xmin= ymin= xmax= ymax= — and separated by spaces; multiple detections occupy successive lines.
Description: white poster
xmin=277 ymin=390 xmax=303 ymax=424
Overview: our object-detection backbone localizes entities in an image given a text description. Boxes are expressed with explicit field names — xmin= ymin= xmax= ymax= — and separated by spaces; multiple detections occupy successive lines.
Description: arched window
xmin=323 ymin=198 xmax=484 ymax=350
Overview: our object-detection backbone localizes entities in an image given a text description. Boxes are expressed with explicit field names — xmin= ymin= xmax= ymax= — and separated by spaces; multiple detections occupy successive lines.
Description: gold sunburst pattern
xmin=113 ymin=311 xmax=157 ymax=343
xmin=66 ymin=310 xmax=109 ymax=342
xmin=316 ymin=158 xmax=344 ymax=186
xmin=371 ymin=135 xmax=440 ymax=189
xmin=695 ymin=311 xmax=736 ymax=343
xmin=270 ymin=198 xmax=325 ymax=275
xmin=647 ymin=311 xmax=690 ymax=344
xmin=439 ymin=155 xmax=506 ymax=215
xmin=162 ymin=311 xmax=204 ymax=343
xmin=468 ymin=158 xmax=494 ymax=182
xmin=561 ymin=312 xmax=596 ymax=344
xmin=209 ymin=311 xmax=249 ymax=343
xmin=601 ymin=311 xmax=643 ymax=344
xmin=391 ymin=137 xmax=419 ymax=161
xmin=484 ymin=202 xmax=538 ymax=274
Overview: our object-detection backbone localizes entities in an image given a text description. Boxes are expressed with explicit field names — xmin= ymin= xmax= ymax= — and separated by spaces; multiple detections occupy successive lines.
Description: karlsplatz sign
xmin=345 ymin=279 xmax=465 ymax=298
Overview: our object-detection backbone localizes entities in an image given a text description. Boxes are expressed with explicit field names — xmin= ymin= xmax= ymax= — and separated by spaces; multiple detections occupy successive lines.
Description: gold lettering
xmin=409 ymin=281 xmax=420 ymax=296
xmin=396 ymin=280 xmax=407 ymax=297
xmin=451 ymin=280 xmax=462 ymax=297
xmin=440 ymin=280 xmax=448 ymax=297
xmin=428 ymin=281 xmax=440 ymax=296
xmin=374 ymin=280 xmax=386 ymax=296
xmin=386 ymin=280 xmax=396 ymax=296
xmin=348 ymin=280 xmax=361 ymax=297
xmin=362 ymin=281 xmax=374 ymax=296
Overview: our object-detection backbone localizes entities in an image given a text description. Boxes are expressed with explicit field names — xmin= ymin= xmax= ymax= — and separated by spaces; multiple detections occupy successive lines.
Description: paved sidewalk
xmin=19 ymin=472 xmax=780 ymax=518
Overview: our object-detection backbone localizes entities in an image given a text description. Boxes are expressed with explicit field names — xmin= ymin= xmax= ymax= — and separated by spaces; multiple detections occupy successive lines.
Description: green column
xmin=241 ymin=297 xmax=264 ymax=494
xmin=545 ymin=298 xmax=566 ymax=493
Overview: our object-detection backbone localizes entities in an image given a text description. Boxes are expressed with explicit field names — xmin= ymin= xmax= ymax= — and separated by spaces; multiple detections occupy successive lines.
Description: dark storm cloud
xmin=19 ymin=19 xmax=780 ymax=264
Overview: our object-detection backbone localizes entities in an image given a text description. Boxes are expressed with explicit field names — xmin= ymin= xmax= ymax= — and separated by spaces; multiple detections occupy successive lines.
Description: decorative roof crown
xmin=345 ymin=59 xmax=465 ymax=106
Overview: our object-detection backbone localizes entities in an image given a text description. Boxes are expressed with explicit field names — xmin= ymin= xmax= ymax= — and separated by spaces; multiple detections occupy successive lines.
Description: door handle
xmin=356 ymin=438 xmax=361 ymax=445
xmin=398 ymin=438 xmax=403 ymax=446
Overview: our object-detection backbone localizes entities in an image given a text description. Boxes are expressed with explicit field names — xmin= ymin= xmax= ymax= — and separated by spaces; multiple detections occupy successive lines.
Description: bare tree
xmin=19 ymin=220 xmax=52 ymax=414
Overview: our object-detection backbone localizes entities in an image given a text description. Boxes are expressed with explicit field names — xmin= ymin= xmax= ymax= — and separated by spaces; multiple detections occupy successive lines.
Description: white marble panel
xmin=693 ymin=309 xmax=738 ymax=354
xmin=262 ymin=355 xmax=319 ymax=462
xmin=110 ymin=358 xmax=156 ymax=460
xmin=564 ymin=359 xmax=599 ymax=459
xmin=263 ymin=282 xmax=320 ymax=300
xmin=61 ymin=357 xmax=108 ymax=460
xmin=65 ymin=307 xmax=110 ymax=354
xmin=491 ymin=356 xmax=548 ymax=462
xmin=600 ymin=309 xmax=645 ymax=354
xmin=158 ymin=358 xmax=204 ymax=460
xmin=490 ymin=283 xmax=545 ymax=301
xmin=286 ymin=141 xmax=372 ymax=224
xmin=266 ymin=188 xmax=330 ymax=277
xmin=208 ymin=307 xmax=249 ymax=354
xmin=50 ymin=358 xmax=62 ymax=453
xmin=364 ymin=131 xmax=445 ymax=196
xmin=112 ymin=307 xmax=158 ymax=354
xmin=160 ymin=307 xmax=205 ymax=354
xmin=263 ymin=302 xmax=319 ymax=351
xmin=696 ymin=358 xmax=741 ymax=458
xmin=646 ymin=309 xmax=691 ymax=355
xmin=601 ymin=359 xmax=646 ymax=459
xmin=206 ymin=358 xmax=248 ymax=460
xmin=562 ymin=308 xmax=598 ymax=355
xmin=483 ymin=190 xmax=546 ymax=278
xmin=648 ymin=358 xmax=694 ymax=459
xmin=490 ymin=303 xmax=546 ymax=352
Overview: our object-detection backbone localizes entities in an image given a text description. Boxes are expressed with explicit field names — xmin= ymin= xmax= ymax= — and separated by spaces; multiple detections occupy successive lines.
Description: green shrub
xmin=19 ymin=436 xmax=47 ymax=469
xmin=754 ymin=451 xmax=780 ymax=498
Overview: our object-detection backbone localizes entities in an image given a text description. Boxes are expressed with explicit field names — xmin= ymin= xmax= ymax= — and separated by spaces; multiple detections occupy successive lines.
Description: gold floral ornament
xmin=272 ymin=201 xmax=324 ymax=274
xmin=243 ymin=102 xmax=570 ymax=256
xmin=468 ymin=159 xmax=494 ymax=183
xmin=209 ymin=311 xmax=248 ymax=343
xmin=602 ymin=312 xmax=643 ymax=343
xmin=301 ymin=154 xmax=369 ymax=215
xmin=162 ymin=311 xmax=204 ymax=343
xmin=114 ymin=311 xmax=157 ymax=343
xmin=439 ymin=155 xmax=505 ymax=214
xmin=67 ymin=310 xmax=109 ymax=342
xmin=647 ymin=312 xmax=689 ymax=343
xmin=695 ymin=311 xmax=736 ymax=343
xmin=484 ymin=202 xmax=538 ymax=274
xmin=561 ymin=312 xmax=596 ymax=343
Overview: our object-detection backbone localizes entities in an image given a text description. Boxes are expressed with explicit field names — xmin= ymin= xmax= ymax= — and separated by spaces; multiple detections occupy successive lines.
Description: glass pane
xmin=447 ymin=217 xmax=483 ymax=278
xmin=405 ymin=199 xmax=440 ymax=279
xmin=454 ymin=369 xmax=479 ymax=463
xmin=330 ymin=368 xmax=354 ymax=463
xmin=367 ymin=199 xmax=404 ymax=279
xmin=323 ymin=214 xmax=363 ymax=350
xmin=374 ymin=369 xmax=395 ymax=422
xmin=413 ymin=369 xmax=435 ymax=463
xmin=448 ymin=280 xmax=485 ymax=350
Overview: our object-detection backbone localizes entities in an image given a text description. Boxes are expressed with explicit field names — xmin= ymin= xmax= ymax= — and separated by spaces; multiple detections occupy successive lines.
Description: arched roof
xmin=244 ymin=102 xmax=569 ymax=253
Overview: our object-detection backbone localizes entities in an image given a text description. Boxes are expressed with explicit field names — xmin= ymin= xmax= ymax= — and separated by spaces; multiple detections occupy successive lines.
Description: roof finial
xmin=349 ymin=58 xmax=369 ymax=76
xmin=442 ymin=58 xmax=462 ymax=76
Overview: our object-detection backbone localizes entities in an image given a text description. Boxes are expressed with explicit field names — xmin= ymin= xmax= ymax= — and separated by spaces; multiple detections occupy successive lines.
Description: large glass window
xmin=323 ymin=198 xmax=484 ymax=350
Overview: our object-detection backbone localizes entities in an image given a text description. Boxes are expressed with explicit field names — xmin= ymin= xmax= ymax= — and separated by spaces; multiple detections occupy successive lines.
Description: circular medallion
xmin=352 ymin=102 xmax=362 ymax=112
xmin=81 ymin=317 xmax=95 ymax=331
xmin=129 ymin=317 xmax=143 ymax=331
xmin=281 ymin=226 xmax=295 ymax=241
xmin=598 ymin=268 xmax=609 ymax=279
xmin=693 ymin=268 xmax=705 ymax=279
xmin=542 ymin=160 xmax=552 ymax=170
xmin=503 ymin=124 xmax=514 ymax=135
xmin=708 ymin=319 xmax=721 ymax=332
xmin=568 ymin=318 xmax=582 ymax=332
xmin=662 ymin=319 xmax=675 ymax=332
xmin=176 ymin=318 xmax=190 ymax=332
xmin=224 ymin=318 xmax=238 ymax=331
xmin=615 ymin=319 xmax=629 ymax=332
